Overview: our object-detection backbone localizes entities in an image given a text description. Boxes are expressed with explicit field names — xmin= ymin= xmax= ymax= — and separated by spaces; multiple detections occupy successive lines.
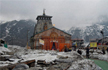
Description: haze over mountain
xmin=1 ymin=0 xmax=108 ymax=30
xmin=68 ymin=15 xmax=108 ymax=42
xmin=0 ymin=19 xmax=108 ymax=46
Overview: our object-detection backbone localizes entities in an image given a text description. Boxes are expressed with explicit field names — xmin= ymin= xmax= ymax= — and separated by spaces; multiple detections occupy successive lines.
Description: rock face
xmin=0 ymin=20 xmax=35 ymax=47
xmin=68 ymin=21 xmax=108 ymax=42
xmin=0 ymin=19 xmax=108 ymax=46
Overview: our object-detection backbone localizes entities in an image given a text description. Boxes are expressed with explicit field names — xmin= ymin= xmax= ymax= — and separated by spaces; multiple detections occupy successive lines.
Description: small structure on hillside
xmin=72 ymin=39 xmax=84 ymax=48
xmin=97 ymin=36 xmax=108 ymax=45
xmin=89 ymin=37 xmax=108 ymax=50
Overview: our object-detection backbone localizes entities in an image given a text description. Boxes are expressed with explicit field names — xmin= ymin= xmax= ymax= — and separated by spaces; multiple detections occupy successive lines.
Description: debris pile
xmin=20 ymin=50 xmax=102 ymax=70
xmin=0 ymin=46 xmax=103 ymax=70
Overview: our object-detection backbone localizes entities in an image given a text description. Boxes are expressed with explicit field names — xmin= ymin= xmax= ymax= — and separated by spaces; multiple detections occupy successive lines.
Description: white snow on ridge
xmin=68 ymin=23 xmax=107 ymax=41
xmin=0 ymin=46 xmax=11 ymax=53
xmin=18 ymin=27 xmax=23 ymax=33
xmin=3 ymin=23 xmax=10 ymax=39
xmin=13 ymin=23 xmax=17 ymax=26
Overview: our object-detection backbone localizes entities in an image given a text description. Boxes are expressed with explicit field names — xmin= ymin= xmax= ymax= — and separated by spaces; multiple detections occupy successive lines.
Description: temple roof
xmin=36 ymin=15 xmax=52 ymax=20
xmin=36 ymin=10 xmax=52 ymax=20
xmin=34 ymin=26 xmax=71 ymax=36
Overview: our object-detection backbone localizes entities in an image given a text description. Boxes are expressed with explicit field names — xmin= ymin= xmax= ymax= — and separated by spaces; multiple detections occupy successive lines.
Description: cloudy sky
xmin=0 ymin=0 xmax=108 ymax=30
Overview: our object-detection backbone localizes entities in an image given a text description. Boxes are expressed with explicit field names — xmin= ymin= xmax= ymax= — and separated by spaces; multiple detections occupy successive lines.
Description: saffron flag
xmin=39 ymin=39 xmax=44 ymax=45
xmin=53 ymin=24 xmax=55 ymax=26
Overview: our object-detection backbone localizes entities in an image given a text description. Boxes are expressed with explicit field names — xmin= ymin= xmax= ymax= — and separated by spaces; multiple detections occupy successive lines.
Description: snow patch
xmin=0 ymin=46 xmax=11 ymax=53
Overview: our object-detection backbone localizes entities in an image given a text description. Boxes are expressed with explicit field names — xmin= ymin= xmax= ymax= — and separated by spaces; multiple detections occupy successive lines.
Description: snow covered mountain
xmin=0 ymin=19 xmax=108 ymax=46
xmin=68 ymin=21 xmax=108 ymax=42
xmin=0 ymin=20 xmax=35 ymax=47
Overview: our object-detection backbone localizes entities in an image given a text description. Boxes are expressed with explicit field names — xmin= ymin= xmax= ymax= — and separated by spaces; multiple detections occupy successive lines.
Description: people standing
xmin=77 ymin=49 xmax=82 ymax=55
xmin=106 ymin=47 xmax=108 ymax=53
xmin=64 ymin=45 xmax=68 ymax=52
xmin=72 ymin=42 xmax=77 ymax=51
xmin=74 ymin=42 xmax=77 ymax=51
xmin=102 ymin=47 xmax=105 ymax=55
xmin=68 ymin=46 xmax=72 ymax=52
xmin=74 ymin=45 xmax=76 ymax=51
xmin=86 ymin=47 xmax=89 ymax=58
xmin=4 ymin=42 xmax=8 ymax=48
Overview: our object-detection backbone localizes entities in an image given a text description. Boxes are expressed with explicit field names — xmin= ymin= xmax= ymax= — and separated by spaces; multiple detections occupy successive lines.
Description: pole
xmin=0 ymin=24 xmax=2 ymax=38
xmin=77 ymin=37 xmax=78 ymax=48
xmin=0 ymin=23 xmax=1 ymax=38
xmin=12 ymin=37 xmax=13 ymax=47
xmin=0 ymin=25 xmax=2 ymax=45
xmin=0 ymin=22 xmax=2 ymax=46
xmin=102 ymin=29 xmax=104 ymax=48
xmin=103 ymin=30 xmax=104 ymax=46
xmin=38 ymin=38 xmax=39 ymax=49
xmin=27 ymin=30 xmax=29 ymax=49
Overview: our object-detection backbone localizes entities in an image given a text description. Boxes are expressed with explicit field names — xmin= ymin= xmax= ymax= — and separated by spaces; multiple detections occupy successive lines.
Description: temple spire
xmin=43 ymin=9 xmax=45 ymax=15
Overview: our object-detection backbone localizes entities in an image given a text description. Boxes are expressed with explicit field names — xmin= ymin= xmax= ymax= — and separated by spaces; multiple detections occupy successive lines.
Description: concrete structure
xmin=72 ymin=39 xmax=84 ymax=48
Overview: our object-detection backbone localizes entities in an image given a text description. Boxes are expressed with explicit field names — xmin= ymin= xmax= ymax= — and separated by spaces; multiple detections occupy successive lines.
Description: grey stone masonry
xmin=34 ymin=14 xmax=53 ymax=35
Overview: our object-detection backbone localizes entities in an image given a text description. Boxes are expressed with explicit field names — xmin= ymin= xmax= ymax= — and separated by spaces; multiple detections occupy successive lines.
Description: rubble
xmin=0 ymin=60 xmax=35 ymax=70
xmin=68 ymin=59 xmax=102 ymax=70
xmin=20 ymin=50 xmax=102 ymax=70
xmin=0 ymin=46 xmax=104 ymax=70
xmin=12 ymin=63 xmax=29 ymax=70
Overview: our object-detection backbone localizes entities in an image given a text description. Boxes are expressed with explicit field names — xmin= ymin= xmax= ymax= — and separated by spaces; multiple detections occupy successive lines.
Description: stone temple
xmin=30 ymin=10 xmax=72 ymax=51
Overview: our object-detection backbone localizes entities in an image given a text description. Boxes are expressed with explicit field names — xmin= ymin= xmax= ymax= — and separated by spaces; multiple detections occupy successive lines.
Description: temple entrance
xmin=41 ymin=31 xmax=70 ymax=51
xmin=51 ymin=42 xmax=56 ymax=50
xmin=50 ymin=32 xmax=58 ymax=50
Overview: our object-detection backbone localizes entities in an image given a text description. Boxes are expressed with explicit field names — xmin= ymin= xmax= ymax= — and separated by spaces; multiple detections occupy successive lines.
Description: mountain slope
xmin=0 ymin=19 xmax=108 ymax=46
xmin=68 ymin=22 xmax=108 ymax=42
xmin=0 ymin=20 xmax=36 ymax=47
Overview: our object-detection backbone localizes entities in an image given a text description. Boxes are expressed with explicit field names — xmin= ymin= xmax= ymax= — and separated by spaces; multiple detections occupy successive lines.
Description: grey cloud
xmin=0 ymin=0 xmax=108 ymax=30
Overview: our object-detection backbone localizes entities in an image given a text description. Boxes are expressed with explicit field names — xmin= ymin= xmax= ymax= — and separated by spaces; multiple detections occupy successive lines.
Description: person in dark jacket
xmin=106 ymin=47 xmax=108 ymax=53
xmin=86 ymin=47 xmax=89 ymax=58
xmin=102 ymin=47 xmax=105 ymax=55
xmin=77 ymin=49 xmax=82 ymax=55
xmin=64 ymin=45 xmax=68 ymax=52
xmin=68 ymin=46 xmax=72 ymax=52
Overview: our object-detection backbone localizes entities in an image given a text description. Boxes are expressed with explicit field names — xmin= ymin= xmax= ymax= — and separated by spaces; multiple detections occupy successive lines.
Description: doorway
xmin=51 ymin=42 xmax=56 ymax=50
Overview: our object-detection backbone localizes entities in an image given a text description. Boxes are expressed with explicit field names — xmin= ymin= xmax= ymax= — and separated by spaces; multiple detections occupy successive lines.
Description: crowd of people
xmin=63 ymin=45 xmax=108 ymax=59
